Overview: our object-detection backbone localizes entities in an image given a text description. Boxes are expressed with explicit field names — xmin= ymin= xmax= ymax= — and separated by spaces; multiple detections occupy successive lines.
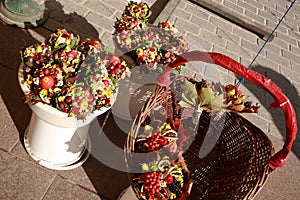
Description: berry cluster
xmin=135 ymin=158 xmax=190 ymax=200
xmin=114 ymin=17 xmax=141 ymax=33
xmin=140 ymin=171 xmax=162 ymax=199
xmin=145 ymin=132 xmax=169 ymax=152
xmin=22 ymin=44 xmax=52 ymax=69
xmin=123 ymin=1 xmax=150 ymax=21
xmin=106 ymin=54 xmax=128 ymax=79
xmin=114 ymin=1 xmax=150 ymax=33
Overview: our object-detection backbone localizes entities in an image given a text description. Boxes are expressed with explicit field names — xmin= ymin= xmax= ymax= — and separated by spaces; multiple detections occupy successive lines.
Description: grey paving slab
xmin=10 ymin=134 xmax=114 ymax=198
xmin=11 ymin=141 xmax=34 ymax=162
xmin=0 ymin=96 xmax=19 ymax=152
xmin=80 ymin=115 xmax=131 ymax=200
xmin=42 ymin=176 xmax=101 ymax=200
xmin=254 ymin=135 xmax=300 ymax=200
xmin=57 ymin=164 xmax=98 ymax=194
xmin=0 ymin=149 xmax=55 ymax=200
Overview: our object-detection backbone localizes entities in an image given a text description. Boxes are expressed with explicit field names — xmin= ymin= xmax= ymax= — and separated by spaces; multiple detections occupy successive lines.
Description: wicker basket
xmin=125 ymin=51 xmax=297 ymax=200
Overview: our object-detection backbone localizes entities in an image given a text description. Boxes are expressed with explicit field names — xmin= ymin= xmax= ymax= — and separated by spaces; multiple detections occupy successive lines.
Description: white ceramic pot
xmin=18 ymin=65 xmax=114 ymax=170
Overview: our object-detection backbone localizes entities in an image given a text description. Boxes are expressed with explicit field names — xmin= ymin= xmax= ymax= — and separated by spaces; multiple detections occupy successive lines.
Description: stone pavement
xmin=0 ymin=0 xmax=299 ymax=199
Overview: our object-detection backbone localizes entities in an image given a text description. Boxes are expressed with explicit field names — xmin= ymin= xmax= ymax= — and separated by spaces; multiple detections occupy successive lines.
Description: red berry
xmin=116 ymin=63 xmax=122 ymax=69
xmin=105 ymin=98 xmax=110 ymax=105
xmin=43 ymin=68 xmax=50 ymax=75
xmin=110 ymin=68 xmax=118 ymax=75
xmin=59 ymin=103 xmax=65 ymax=109
xmin=91 ymin=40 xmax=101 ymax=47
xmin=109 ymin=55 xmax=121 ymax=65
xmin=33 ymin=53 xmax=39 ymax=60
xmin=40 ymin=76 xmax=55 ymax=89
xmin=165 ymin=174 xmax=173 ymax=185
xmin=65 ymin=96 xmax=72 ymax=104
xmin=161 ymin=22 xmax=169 ymax=27
xmin=149 ymin=46 xmax=156 ymax=52
xmin=133 ymin=19 xmax=139 ymax=26
xmin=87 ymin=94 xmax=94 ymax=102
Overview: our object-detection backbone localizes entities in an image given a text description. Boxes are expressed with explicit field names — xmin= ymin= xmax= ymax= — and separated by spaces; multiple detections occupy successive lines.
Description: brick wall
xmin=167 ymin=0 xmax=300 ymax=146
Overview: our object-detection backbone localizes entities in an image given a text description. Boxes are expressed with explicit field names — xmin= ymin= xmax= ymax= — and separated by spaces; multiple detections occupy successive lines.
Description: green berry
xmin=141 ymin=163 xmax=150 ymax=171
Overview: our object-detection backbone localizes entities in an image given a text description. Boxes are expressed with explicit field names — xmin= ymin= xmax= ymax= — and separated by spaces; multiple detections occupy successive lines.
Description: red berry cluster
xmin=141 ymin=171 xmax=162 ymax=199
xmin=158 ymin=21 xmax=177 ymax=31
xmin=136 ymin=46 xmax=159 ymax=64
xmin=107 ymin=55 xmax=128 ymax=79
xmin=123 ymin=2 xmax=150 ymax=21
xmin=80 ymin=38 xmax=102 ymax=52
xmin=22 ymin=44 xmax=52 ymax=69
xmin=114 ymin=16 xmax=140 ymax=33
xmin=145 ymin=132 xmax=169 ymax=152
xmin=114 ymin=1 xmax=150 ymax=33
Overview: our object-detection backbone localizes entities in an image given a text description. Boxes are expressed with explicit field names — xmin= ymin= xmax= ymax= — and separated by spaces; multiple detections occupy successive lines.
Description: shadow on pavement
xmin=82 ymin=114 xmax=132 ymax=200
xmin=237 ymin=65 xmax=300 ymax=160
xmin=44 ymin=0 xmax=99 ymax=40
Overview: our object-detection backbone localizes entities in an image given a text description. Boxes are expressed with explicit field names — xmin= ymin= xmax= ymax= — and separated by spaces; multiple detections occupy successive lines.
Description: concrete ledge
xmin=150 ymin=0 xmax=181 ymax=24
xmin=188 ymin=0 xmax=274 ymax=41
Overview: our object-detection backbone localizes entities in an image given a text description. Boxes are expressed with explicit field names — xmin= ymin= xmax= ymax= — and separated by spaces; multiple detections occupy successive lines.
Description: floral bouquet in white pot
xmin=21 ymin=29 xmax=130 ymax=120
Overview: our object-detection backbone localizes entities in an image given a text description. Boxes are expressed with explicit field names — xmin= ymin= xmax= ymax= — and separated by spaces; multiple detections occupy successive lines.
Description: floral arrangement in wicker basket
xmin=21 ymin=29 xmax=129 ymax=120
xmin=113 ymin=1 xmax=188 ymax=73
xmin=125 ymin=51 xmax=297 ymax=200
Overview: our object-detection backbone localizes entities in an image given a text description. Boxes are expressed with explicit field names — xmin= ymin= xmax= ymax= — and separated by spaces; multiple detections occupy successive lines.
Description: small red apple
xmin=67 ymin=51 xmax=78 ymax=59
xmin=138 ymin=55 xmax=147 ymax=63
xmin=40 ymin=76 xmax=55 ymax=89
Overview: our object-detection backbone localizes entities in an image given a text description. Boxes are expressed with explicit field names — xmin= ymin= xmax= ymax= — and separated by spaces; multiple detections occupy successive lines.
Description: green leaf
xmin=24 ymin=61 xmax=33 ymax=67
xmin=178 ymin=80 xmax=199 ymax=108
xmin=199 ymin=87 xmax=213 ymax=108
xmin=70 ymin=35 xmax=80 ymax=49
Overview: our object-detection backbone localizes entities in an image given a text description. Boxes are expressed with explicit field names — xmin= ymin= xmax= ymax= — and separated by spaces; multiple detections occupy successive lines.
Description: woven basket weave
xmin=125 ymin=51 xmax=297 ymax=200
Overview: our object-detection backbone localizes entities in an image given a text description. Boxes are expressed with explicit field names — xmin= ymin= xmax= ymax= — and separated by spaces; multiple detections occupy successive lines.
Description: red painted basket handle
xmin=158 ymin=50 xmax=298 ymax=170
